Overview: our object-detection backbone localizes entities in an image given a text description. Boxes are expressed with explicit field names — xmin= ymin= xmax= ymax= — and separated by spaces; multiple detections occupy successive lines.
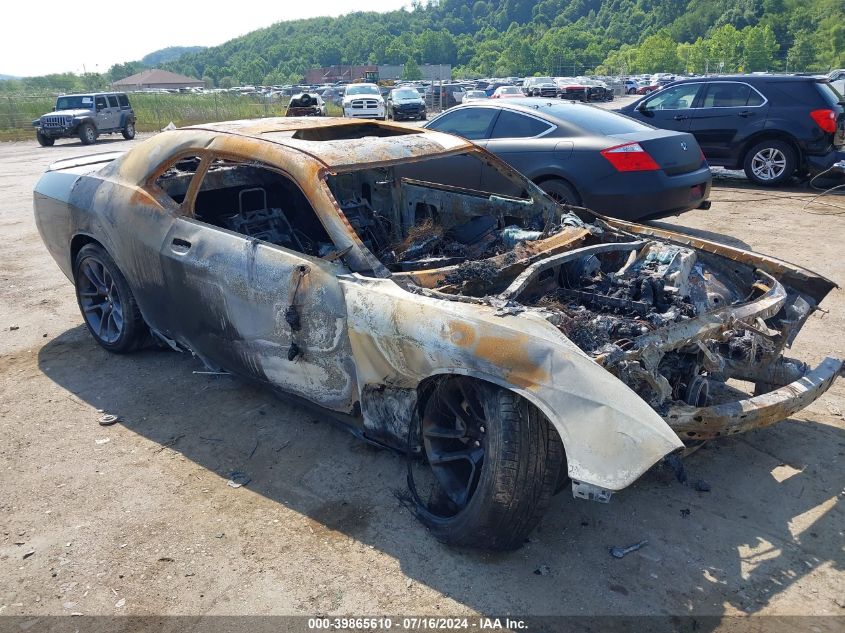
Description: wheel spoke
xmin=423 ymin=424 xmax=465 ymax=439
xmin=83 ymin=301 xmax=107 ymax=314
xmin=82 ymin=262 xmax=101 ymax=288
xmin=439 ymin=381 xmax=484 ymax=430
xmin=98 ymin=305 xmax=110 ymax=338
xmin=427 ymin=445 xmax=484 ymax=466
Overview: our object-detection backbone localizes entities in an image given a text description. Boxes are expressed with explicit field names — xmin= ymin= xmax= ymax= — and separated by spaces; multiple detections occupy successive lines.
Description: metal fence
xmin=0 ymin=92 xmax=350 ymax=142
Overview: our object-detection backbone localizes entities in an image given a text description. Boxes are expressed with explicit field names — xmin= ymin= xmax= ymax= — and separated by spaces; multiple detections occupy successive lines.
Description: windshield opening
xmin=326 ymin=151 xmax=587 ymax=291
xmin=55 ymin=95 xmax=93 ymax=110
xmin=392 ymin=89 xmax=421 ymax=99
xmin=345 ymin=84 xmax=381 ymax=96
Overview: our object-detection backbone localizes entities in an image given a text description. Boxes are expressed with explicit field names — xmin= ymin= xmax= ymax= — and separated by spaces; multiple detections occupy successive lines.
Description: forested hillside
xmin=2 ymin=0 xmax=842 ymax=93
xmin=156 ymin=0 xmax=843 ymax=85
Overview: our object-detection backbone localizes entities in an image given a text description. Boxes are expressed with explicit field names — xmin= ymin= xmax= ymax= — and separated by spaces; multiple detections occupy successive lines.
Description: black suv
xmin=619 ymin=75 xmax=845 ymax=185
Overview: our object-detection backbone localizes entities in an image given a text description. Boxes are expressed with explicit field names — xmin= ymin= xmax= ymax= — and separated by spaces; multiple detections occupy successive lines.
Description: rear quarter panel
xmin=33 ymin=171 xmax=81 ymax=281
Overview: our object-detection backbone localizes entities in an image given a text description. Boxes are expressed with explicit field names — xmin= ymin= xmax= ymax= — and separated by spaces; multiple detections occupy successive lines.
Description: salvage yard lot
xmin=1 ymin=131 xmax=844 ymax=621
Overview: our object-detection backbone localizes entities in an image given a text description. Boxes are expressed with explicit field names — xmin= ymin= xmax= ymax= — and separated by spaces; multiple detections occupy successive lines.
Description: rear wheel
xmin=78 ymin=123 xmax=96 ymax=145
xmin=122 ymin=120 xmax=136 ymax=140
xmin=411 ymin=377 xmax=564 ymax=550
xmin=74 ymin=244 xmax=145 ymax=353
xmin=538 ymin=178 xmax=581 ymax=206
xmin=36 ymin=132 xmax=54 ymax=147
xmin=743 ymin=140 xmax=796 ymax=186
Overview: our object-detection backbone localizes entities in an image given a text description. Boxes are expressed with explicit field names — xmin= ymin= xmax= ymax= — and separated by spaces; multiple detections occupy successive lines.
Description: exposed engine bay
xmin=328 ymin=155 xmax=825 ymax=428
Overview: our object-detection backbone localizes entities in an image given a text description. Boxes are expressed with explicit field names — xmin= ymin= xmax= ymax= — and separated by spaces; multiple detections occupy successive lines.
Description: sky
xmin=3 ymin=0 xmax=411 ymax=77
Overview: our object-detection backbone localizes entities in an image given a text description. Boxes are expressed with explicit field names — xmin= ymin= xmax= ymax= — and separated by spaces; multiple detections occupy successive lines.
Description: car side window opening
xmin=107 ymin=95 xmax=119 ymax=108
xmin=153 ymin=155 xmax=203 ymax=206
xmin=428 ymin=107 xmax=498 ymax=140
xmin=326 ymin=152 xmax=550 ymax=276
xmin=117 ymin=94 xmax=130 ymax=108
xmin=192 ymin=158 xmax=332 ymax=258
xmin=95 ymin=96 xmax=107 ymax=110
xmin=489 ymin=111 xmax=553 ymax=139
xmin=643 ymin=84 xmax=700 ymax=110
xmin=702 ymin=82 xmax=755 ymax=108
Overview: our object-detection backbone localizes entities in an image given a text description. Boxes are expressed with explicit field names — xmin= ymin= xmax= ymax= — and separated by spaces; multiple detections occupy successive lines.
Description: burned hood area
xmin=327 ymin=149 xmax=838 ymax=439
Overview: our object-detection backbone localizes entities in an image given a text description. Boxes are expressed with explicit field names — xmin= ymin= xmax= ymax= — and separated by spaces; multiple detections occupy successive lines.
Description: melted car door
xmin=159 ymin=219 xmax=358 ymax=413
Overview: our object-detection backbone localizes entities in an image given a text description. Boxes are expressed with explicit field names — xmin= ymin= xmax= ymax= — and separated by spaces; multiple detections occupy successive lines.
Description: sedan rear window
xmin=427 ymin=107 xmax=498 ymax=140
xmin=490 ymin=110 xmax=553 ymax=139
xmin=542 ymin=104 xmax=652 ymax=135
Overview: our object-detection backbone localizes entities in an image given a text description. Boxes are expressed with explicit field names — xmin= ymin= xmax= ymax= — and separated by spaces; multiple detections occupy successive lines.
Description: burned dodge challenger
xmin=34 ymin=118 xmax=842 ymax=549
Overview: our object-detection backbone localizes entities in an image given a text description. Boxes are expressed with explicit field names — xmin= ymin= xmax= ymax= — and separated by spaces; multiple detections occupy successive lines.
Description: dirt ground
xmin=1 ymin=124 xmax=844 ymax=627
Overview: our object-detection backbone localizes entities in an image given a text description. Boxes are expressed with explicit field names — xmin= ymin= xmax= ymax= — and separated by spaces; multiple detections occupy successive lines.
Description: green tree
xmin=707 ymin=24 xmax=744 ymax=72
xmin=743 ymin=24 xmax=778 ymax=70
xmin=634 ymin=32 xmax=680 ymax=73
xmin=402 ymin=57 xmax=423 ymax=80
xmin=787 ymin=31 xmax=817 ymax=71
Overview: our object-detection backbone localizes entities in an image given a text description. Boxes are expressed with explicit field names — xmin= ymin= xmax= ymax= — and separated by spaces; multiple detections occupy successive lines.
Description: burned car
xmin=34 ymin=118 xmax=842 ymax=550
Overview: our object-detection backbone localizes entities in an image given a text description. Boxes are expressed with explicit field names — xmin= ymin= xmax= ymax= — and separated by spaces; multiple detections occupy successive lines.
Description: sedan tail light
xmin=810 ymin=109 xmax=837 ymax=133
xmin=600 ymin=142 xmax=660 ymax=172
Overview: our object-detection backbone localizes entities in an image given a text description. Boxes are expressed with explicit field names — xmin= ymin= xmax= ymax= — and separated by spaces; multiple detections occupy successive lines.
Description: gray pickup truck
xmin=33 ymin=92 xmax=136 ymax=146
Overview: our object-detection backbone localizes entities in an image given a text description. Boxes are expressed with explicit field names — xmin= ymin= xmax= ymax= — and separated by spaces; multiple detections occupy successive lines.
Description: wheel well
xmin=740 ymin=133 xmax=802 ymax=167
xmin=70 ymin=234 xmax=101 ymax=271
xmin=532 ymin=175 xmax=582 ymax=203
xmin=415 ymin=373 xmax=568 ymax=483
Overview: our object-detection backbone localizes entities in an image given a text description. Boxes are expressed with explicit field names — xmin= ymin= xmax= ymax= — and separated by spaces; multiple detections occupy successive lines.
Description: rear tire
xmin=78 ymin=123 xmax=96 ymax=145
xmin=743 ymin=139 xmax=796 ymax=186
xmin=412 ymin=378 xmax=564 ymax=550
xmin=538 ymin=178 xmax=581 ymax=206
xmin=121 ymin=121 xmax=136 ymax=140
xmin=36 ymin=132 xmax=54 ymax=147
xmin=74 ymin=244 xmax=145 ymax=353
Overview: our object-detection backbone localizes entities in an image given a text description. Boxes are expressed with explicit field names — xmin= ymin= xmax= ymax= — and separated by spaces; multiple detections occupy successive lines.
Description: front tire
xmin=74 ymin=244 xmax=145 ymax=353
xmin=78 ymin=123 xmax=96 ymax=145
xmin=412 ymin=378 xmax=564 ymax=550
xmin=122 ymin=120 xmax=136 ymax=140
xmin=36 ymin=132 xmax=54 ymax=147
xmin=743 ymin=140 xmax=796 ymax=186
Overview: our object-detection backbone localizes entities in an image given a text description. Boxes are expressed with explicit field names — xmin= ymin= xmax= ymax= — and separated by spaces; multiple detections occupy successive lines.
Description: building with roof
xmin=111 ymin=69 xmax=204 ymax=90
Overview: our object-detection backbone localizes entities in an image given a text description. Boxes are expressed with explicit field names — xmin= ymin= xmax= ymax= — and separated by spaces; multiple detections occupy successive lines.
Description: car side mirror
xmin=636 ymin=101 xmax=653 ymax=116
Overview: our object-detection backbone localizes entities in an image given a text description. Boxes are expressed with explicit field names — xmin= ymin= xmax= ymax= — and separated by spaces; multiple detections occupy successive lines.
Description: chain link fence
xmin=0 ymin=92 xmax=345 ymax=142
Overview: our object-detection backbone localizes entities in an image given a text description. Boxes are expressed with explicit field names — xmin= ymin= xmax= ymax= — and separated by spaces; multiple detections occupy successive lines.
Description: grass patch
xmin=0 ymin=93 xmax=345 ymax=142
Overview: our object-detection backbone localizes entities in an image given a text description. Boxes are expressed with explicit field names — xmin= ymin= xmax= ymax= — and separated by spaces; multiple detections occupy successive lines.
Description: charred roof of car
xmin=178 ymin=117 xmax=471 ymax=169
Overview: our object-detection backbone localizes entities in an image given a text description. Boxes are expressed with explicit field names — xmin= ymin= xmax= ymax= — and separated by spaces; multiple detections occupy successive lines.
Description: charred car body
xmin=34 ymin=118 xmax=842 ymax=549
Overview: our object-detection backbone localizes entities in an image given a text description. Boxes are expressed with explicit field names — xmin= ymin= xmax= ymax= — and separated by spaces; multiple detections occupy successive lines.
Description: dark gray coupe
xmin=424 ymin=99 xmax=712 ymax=221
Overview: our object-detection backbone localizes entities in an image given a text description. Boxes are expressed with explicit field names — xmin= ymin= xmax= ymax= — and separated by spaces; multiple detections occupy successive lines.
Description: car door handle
xmin=739 ymin=111 xmax=754 ymax=117
xmin=170 ymin=237 xmax=192 ymax=253
xmin=673 ymin=114 xmax=688 ymax=120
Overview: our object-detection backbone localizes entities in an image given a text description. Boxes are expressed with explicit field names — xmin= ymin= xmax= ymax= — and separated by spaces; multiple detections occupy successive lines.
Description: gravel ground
xmin=0 ymin=124 xmax=843 ymax=627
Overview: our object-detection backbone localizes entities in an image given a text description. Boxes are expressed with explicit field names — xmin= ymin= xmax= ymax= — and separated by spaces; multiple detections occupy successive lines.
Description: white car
xmin=341 ymin=83 xmax=386 ymax=119
xmin=829 ymin=69 xmax=845 ymax=96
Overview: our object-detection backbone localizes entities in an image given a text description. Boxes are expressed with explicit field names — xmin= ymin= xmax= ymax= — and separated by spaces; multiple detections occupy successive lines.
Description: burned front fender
xmin=341 ymin=274 xmax=683 ymax=494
